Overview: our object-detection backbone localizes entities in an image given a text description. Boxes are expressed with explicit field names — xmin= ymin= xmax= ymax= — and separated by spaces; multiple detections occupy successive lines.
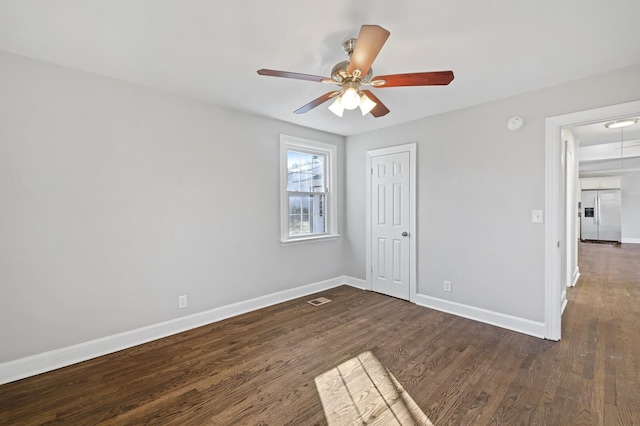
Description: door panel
xmin=371 ymin=151 xmax=410 ymax=299
xmin=392 ymin=240 xmax=402 ymax=282
xmin=377 ymin=239 xmax=386 ymax=278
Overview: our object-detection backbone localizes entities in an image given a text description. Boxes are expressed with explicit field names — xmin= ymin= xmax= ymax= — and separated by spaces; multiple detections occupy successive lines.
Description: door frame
xmin=545 ymin=99 xmax=640 ymax=340
xmin=365 ymin=143 xmax=417 ymax=302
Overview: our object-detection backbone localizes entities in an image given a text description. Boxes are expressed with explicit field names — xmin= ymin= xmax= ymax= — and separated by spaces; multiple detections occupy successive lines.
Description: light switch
xmin=532 ymin=210 xmax=544 ymax=223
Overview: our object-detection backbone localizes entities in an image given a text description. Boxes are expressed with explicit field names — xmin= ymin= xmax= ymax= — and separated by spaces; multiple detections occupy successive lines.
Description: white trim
xmin=414 ymin=294 xmax=546 ymax=338
xmin=343 ymin=275 xmax=368 ymax=290
xmin=545 ymin=117 xmax=563 ymax=340
xmin=279 ymin=234 xmax=340 ymax=246
xmin=365 ymin=143 xmax=417 ymax=302
xmin=279 ymin=134 xmax=338 ymax=244
xmin=0 ymin=276 xmax=347 ymax=385
xmin=622 ymin=238 xmax=640 ymax=244
xmin=570 ymin=267 xmax=580 ymax=287
xmin=545 ymin=100 xmax=640 ymax=341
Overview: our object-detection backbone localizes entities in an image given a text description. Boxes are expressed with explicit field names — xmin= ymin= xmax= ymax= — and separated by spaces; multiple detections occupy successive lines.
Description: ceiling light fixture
xmin=605 ymin=117 xmax=639 ymax=169
xmin=328 ymin=97 xmax=344 ymax=117
xmin=359 ymin=93 xmax=377 ymax=116
xmin=328 ymin=84 xmax=378 ymax=117
xmin=341 ymin=83 xmax=361 ymax=110
xmin=604 ymin=117 xmax=639 ymax=129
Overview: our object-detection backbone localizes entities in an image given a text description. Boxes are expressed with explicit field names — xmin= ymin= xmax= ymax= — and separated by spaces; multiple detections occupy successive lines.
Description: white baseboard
xmin=570 ymin=267 xmax=580 ymax=287
xmin=342 ymin=279 xmax=546 ymax=338
xmin=0 ymin=277 xmax=548 ymax=384
xmin=622 ymin=237 xmax=640 ymax=244
xmin=413 ymin=293 xmax=546 ymax=339
xmin=0 ymin=276 xmax=348 ymax=385
xmin=560 ymin=287 xmax=568 ymax=316
xmin=343 ymin=275 xmax=368 ymax=290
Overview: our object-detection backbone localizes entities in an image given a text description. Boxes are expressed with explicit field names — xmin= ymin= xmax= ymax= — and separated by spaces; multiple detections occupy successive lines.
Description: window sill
xmin=280 ymin=234 xmax=340 ymax=246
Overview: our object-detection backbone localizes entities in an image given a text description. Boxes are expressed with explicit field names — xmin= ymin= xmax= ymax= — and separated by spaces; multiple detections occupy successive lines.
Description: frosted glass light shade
xmin=341 ymin=87 xmax=360 ymax=110
xmin=604 ymin=118 xmax=639 ymax=129
xmin=359 ymin=94 xmax=377 ymax=116
xmin=328 ymin=97 xmax=344 ymax=117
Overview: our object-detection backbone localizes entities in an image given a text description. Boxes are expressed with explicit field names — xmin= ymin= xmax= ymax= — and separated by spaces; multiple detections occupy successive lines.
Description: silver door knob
xmin=402 ymin=232 xmax=408 ymax=237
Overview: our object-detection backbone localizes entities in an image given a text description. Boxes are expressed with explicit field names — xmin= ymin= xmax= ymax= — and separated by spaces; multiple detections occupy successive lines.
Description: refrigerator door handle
xmin=593 ymin=196 xmax=598 ymax=225
xmin=597 ymin=196 xmax=601 ymax=225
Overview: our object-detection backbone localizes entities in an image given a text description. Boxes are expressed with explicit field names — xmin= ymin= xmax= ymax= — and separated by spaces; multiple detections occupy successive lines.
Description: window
xmin=280 ymin=135 xmax=338 ymax=243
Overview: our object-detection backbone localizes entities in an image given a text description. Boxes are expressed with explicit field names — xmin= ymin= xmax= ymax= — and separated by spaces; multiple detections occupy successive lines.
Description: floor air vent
xmin=307 ymin=297 xmax=332 ymax=307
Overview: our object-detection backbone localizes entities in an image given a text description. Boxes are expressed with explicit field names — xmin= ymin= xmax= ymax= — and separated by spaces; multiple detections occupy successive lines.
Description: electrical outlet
xmin=443 ymin=280 xmax=452 ymax=292
xmin=178 ymin=295 xmax=188 ymax=309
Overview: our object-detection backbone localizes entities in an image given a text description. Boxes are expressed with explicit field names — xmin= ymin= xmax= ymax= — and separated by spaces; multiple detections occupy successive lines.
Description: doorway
xmin=365 ymin=143 xmax=417 ymax=301
xmin=545 ymin=99 xmax=640 ymax=340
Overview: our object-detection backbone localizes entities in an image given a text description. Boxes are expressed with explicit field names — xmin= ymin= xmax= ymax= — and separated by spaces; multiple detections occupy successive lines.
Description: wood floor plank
xmin=1 ymin=242 xmax=639 ymax=425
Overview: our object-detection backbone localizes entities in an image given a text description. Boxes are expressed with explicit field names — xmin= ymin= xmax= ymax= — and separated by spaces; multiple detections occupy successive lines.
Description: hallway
xmin=561 ymin=241 xmax=640 ymax=424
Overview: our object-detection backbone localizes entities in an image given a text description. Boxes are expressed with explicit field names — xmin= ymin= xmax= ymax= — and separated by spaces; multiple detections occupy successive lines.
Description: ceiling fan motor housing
xmin=331 ymin=61 xmax=373 ymax=84
xmin=331 ymin=37 xmax=373 ymax=84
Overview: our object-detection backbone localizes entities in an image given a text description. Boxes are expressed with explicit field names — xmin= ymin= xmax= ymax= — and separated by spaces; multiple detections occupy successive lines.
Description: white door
xmin=370 ymin=151 xmax=411 ymax=300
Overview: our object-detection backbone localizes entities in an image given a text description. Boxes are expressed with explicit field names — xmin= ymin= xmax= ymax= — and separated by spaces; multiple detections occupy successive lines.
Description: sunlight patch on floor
xmin=315 ymin=351 xmax=433 ymax=425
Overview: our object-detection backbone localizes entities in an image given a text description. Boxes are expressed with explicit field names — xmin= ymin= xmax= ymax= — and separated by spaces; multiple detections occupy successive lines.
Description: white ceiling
xmin=572 ymin=120 xmax=640 ymax=147
xmin=573 ymin=119 xmax=640 ymax=177
xmin=1 ymin=0 xmax=640 ymax=136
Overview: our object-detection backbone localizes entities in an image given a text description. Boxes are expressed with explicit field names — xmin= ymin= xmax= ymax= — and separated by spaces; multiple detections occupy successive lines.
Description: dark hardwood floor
xmin=1 ymin=242 xmax=638 ymax=425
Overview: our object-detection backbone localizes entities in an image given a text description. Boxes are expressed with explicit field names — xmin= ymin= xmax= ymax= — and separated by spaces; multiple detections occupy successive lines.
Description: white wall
xmin=2 ymin=45 xmax=640 ymax=373
xmin=0 ymin=51 xmax=345 ymax=364
xmin=344 ymin=64 xmax=640 ymax=325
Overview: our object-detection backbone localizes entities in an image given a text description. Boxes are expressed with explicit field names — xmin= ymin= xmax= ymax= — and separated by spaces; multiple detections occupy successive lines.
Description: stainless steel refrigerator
xmin=581 ymin=189 xmax=621 ymax=242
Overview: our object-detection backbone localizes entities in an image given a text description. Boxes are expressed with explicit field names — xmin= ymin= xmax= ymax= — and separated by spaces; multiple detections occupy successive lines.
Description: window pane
xmin=289 ymin=195 xmax=301 ymax=215
xmin=287 ymin=151 xmax=301 ymax=192
xmin=289 ymin=214 xmax=301 ymax=236
xmin=300 ymin=172 xmax=313 ymax=192
xmin=288 ymin=193 xmax=326 ymax=237
xmin=299 ymin=152 xmax=313 ymax=192
xmin=310 ymin=194 xmax=326 ymax=233
xmin=311 ymin=154 xmax=325 ymax=191
xmin=301 ymin=214 xmax=310 ymax=234
xmin=288 ymin=150 xmax=325 ymax=193
xmin=288 ymin=195 xmax=302 ymax=236
xmin=302 ymin=195 xmax=311 ymax=214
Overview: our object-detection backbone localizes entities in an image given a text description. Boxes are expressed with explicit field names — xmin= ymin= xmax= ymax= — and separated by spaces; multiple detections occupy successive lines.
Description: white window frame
xmin=280 ymin=134 xmax=338 ymax=244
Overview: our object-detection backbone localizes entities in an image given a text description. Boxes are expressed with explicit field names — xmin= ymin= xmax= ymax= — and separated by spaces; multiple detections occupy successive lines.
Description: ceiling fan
xmin=257 ymin=25 xmax=454 ymax=118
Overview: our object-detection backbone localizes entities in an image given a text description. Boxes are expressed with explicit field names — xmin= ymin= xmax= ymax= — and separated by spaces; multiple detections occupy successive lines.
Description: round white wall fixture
xmin=507 ymin=116 xmax=524 ymax=131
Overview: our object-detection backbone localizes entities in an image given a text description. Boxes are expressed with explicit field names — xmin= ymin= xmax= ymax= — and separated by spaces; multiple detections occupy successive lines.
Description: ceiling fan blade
xmin=257 ymin=69 xmax=329 ymax=83
xmin=361 ymin=90 xmax=390 ymax=117
xmin=348 ymin=25 xmax=390 ymax=77
xmin=373 ymin=71 xmax=454 ymax=87
xmin=294 ymin=91 xmax=341 ymax=114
